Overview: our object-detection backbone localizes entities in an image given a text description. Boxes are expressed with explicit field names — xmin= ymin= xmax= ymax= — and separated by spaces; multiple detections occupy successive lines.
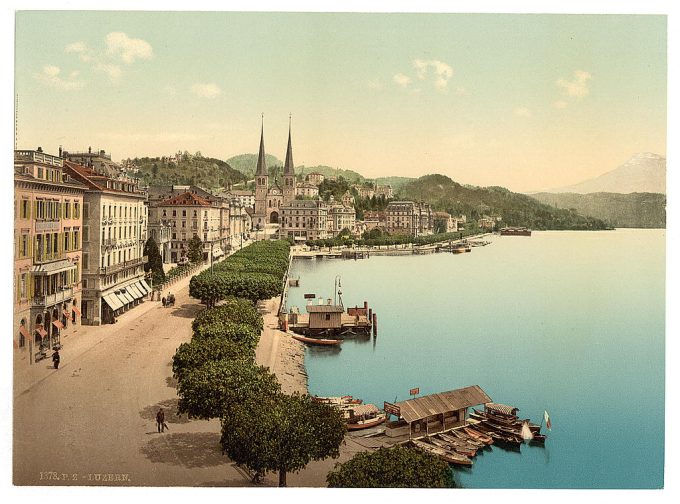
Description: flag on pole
xmin=544 ymin=410 xmax=552 ymax=431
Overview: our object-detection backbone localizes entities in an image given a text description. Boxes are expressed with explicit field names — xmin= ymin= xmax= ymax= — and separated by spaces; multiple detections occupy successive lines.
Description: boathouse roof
xmin=395 ymin=385 xmax=491 ymax=423
xmin=306 ymin=305 xmax=344 ymax=313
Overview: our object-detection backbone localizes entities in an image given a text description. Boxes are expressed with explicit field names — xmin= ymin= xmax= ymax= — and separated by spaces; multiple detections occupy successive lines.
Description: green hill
xmin=296 ymin=165 xmax=365 ymax=183
xmin=397 ymin=174 xmax=609 ymax=230
xmin=132 ymin=153 xmax=247 ymax=191
xmin=529 ymin=192 xmax=666 ymax=228
xmin=375 ymin=176 xmax=414 ymax=191
xmin=225 ymin=153 xmax=284 ymax=179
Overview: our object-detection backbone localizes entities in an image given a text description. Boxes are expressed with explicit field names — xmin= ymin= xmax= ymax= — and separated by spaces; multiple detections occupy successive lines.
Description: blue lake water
xmin=286 ymin=229 xmax=665 ymax=489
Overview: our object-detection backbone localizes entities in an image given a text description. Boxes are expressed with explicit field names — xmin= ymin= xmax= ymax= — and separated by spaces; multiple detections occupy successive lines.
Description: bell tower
xmin=254 ymin=115 xmax=269 ymax=226
xmin=283 ymin=114 xmax=296 ymax=204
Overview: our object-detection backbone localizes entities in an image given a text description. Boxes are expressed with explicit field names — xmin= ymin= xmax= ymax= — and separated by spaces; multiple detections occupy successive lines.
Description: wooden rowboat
xmin=441 ymin=431 xmax=485 ymax=449
xmin=429 ymin=435 xmax=477 ymax=457
xmin=291 ymin=334 xmax=342 ymax=346
xmin=462 ymin=427 xmax=494 ymax=445
xmin=411 ymin=439 xmax=473 ymax=466
xmin=347 ymin=413 xmax=387 ymax=431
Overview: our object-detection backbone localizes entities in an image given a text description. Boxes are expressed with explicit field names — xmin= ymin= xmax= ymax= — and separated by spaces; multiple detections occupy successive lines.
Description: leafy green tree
xmin=143 ymin=237 xmax=166 ymax=286
xmin=176 ymin=358 xmax=280 ymax=420
xmin=327 ymin=446 xmax=455 ymax=488
xmin=192 ymin=299 xmax=263 ymax=334
xmin=220 ymin=393 xmax=346 ymax=486
xmin=172 ymin=337 xmax=254 ymax=383
xmin=188 ymin=235 xmax=204 ymax=264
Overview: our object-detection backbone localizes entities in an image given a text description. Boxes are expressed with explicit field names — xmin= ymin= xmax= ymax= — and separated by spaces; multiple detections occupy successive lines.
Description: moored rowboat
xmin=291 ymin=334 xmax=342 ymax=346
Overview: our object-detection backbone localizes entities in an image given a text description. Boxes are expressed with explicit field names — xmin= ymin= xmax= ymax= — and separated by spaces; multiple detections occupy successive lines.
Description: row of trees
xmin=176 ymin=241 xmax=347 ymax=486
xmin=305 ymin=226 xmax=483 ymax=249
xmin=189 ymin=240 xmax=291 ymax=307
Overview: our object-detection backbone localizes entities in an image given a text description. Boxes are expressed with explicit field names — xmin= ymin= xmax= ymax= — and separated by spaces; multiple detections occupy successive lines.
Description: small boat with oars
xmin=290 ymin=333 xmax=342 ymax=346
xmin=344 ymin=403 xmax=387 ymax=431
xmin=429 ymin=435 xmax=477 ymax=457
xmin=441 ymin=431 xmax=486 ymax=449
xmin=461 ymin=426 xmax=494 ymax=446
xmin=411 ymin=439 xmax=473 ymax=466
xmin=312 ymin=395 xmax=363 ymax=406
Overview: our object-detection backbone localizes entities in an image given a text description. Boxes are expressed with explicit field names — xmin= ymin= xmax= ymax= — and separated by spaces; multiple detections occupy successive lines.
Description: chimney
xmin=37 ymin=146 xmax=43 ymax=152
xmin=58 ymin=145 xmax=62 ymax=157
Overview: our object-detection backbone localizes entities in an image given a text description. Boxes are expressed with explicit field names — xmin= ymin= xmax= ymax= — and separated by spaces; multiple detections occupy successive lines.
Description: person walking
xmin=161 ymin=297 xmax=166 ymax=308
xmin=156 ymin=408 xmax=165 ymax=433
xmin=52 ymin=349 xmax=60 ymax=370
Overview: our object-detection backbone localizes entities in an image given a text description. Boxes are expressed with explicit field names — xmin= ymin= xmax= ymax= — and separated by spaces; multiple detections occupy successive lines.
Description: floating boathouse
xmin=385 ymin=385 xmax=492 ymax=438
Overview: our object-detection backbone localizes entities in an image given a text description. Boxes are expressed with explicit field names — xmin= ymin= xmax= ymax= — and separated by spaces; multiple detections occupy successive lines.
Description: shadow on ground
xmin=139 ymin=398 xmax=190 ymax=424
xmin=170 ymin=303 xmax=203 ymax=319
xmin=140 ymin=432 xmax=225 ymax=468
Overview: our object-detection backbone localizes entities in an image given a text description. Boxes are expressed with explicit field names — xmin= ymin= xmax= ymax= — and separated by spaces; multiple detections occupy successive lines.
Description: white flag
xmin=521 ymin=421 xmax=534 ymax=440
xmin=544 ymin=410 xmax=552 ymax=431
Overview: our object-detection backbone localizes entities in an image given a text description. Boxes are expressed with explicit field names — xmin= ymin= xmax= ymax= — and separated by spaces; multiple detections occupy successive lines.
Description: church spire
xmin=256 ymin=113 xmax=267 ymax=176
xmin=284 ymin=113 xmax=294 ymax=175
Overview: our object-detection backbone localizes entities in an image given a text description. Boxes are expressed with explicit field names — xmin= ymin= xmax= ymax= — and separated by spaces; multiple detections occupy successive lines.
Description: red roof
xmin=158 ymin=191 xmax=213 ymax=207
xmin=63 ymin=160 xmax=142 ymax=195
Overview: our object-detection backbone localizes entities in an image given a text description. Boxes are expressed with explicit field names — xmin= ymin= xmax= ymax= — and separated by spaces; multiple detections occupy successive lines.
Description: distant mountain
xmin=398 ymin=174 xmax=608 ymax=230
xmin=546 ymin=153 xmax=666 ymax=194
xmin=529 ymin=192 xmax=666 ymax=229
xmin=226 ymin=154 xmax=283 ymax=178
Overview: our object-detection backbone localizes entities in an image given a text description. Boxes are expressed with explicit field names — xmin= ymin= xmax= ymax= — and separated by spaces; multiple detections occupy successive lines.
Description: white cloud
xmin=95 ymin=63 xmax=122 ymax=81
xmin=106 ymin=32 xmax=153 ymax=64
xmin=65 ymin=41 xmax=96 ymax=62
xmin=412 ymin=59 xmax=453 ymax=90
xmin=513 ymin=106 xmax=533 ymax=117
xmin=554 ymin=100 xmax=568 ymax=109
xmin=393 ymin=73 xmax=412 ymax=87
xmin=191 ymin=82 xmax=222 ymax=98
xmin=556 ymin=70 xmax=592 ymax=98
xmin=35 ymin=65 xmax=84 ymax=91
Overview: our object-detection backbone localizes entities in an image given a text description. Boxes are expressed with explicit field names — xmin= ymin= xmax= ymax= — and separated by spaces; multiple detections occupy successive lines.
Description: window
xmin=63 ymin=232 xmax=69 ymax=251
xmin=20 ymin=199 xmax=29 ymax=219
xmin=83 ymin=253 xmax=89 ymax=270
xmin=74 ymin=201 xmax=80 ymax=219
xmin=182 ymin=210 xmax=187 ymax=217
xmin=74 ymin=229 xmax=80 ymax=249
xmin=325 ymin=314 xmax=331 ymax=321
xmin=20 ymin=234 xmax=29 ymax=257
xmin=64 ymin=200 xmax=71 ymax=218
xmin=172 ymin=210 xmax=177 ymax=217
xmin=83 ymin=202 xmax=89 ymax=219
xmin=83 ymin=226 xmax=89 ymax=242
xmin=82 ymin=278 xmax=88 ymax=289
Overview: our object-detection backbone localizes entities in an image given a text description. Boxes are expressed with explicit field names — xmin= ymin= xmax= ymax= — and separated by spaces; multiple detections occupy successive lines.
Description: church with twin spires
xmin=252 ymin=119 xmax=296 ymax=229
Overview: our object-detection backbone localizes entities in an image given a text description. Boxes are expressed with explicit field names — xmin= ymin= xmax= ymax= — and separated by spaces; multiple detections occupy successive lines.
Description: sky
xmin=13 ymin=11 xmax=668 ymax=192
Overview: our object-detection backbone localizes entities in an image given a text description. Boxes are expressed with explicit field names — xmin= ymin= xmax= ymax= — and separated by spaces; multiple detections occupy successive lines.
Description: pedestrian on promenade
xmin=156 ymin=408 xmax=165 ymax=433
xmin=161 ymin=297 xmax=166 ymax=308
xmin=52 ymin=349 xmax=60 ymax=370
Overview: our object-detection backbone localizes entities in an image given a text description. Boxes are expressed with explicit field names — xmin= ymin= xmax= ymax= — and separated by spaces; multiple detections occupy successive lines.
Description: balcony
xmin=32 ymin=286 xmax=74 ymax=307
xmin=34 ymin=251 xmax=65 ymax=264
xmin=98 ymin=255 xmax=148 ymax=275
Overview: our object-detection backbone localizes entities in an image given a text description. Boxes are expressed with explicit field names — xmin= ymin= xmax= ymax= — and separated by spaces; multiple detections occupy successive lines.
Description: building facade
xmin=63 ymin=160 xmax=149 ymax=326
xmin=280 ymin=199 xmax=330 ymax=242
xmin=14 ymin=149 xmax=86 ymax=364
xmin=295 ymin=182 xmax=319 ymax=198
xmin=62 ymin=146 xmax=122 ymax=179
xmin=327 ymin=203 xmax=356 ymax=236
xmin=305 ymin=172 xmax=325 ymax=186
xmin=385 ymin=201 xmax=434 ymax=237
xmin=151 ymin=192 xmax=222 ymax=263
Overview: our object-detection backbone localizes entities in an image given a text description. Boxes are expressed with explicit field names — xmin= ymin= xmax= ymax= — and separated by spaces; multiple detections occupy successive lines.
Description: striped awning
xmin=135 ymin=281 xmax=148 ymax=295
xmin=19 ymin=325 xmax=30 ymax=339
xmin=128 ymin=284 xmax=144 ymax=299
xmin=63 ymin=309 xmax=70 ymax=318
xmin=139 ymin=279 xmax=151 ymax=293
xmin=103 ymin=293 xmax=123 ymax=311
xmin=35 ymin=326 xmax=47 ymax=337
xmin=52 ymin=320 xmax=64 ymax=329
xmin=72 ymin=305 xmax=81 ymax=316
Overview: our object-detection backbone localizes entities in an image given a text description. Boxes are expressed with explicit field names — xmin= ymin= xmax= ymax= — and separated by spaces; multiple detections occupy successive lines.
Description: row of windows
xmin=101 ymin=225 xmax=141 ymax=241
xmin=17 ymin=230 xmax=82 ymax=260
xmin=102 ymin=203 xmax=144 ymax=220
xmin=19 ymin=198 xmax=81 ymax=221
xmin=162 ymin=209 xmax=209 ymax=218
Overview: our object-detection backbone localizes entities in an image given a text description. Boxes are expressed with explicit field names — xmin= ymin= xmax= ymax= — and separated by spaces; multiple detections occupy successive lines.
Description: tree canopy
xmin=327 ymin=446 xmax=455 ymax=488
xmin=220 ymin=392 xmax=346 ymax=486
xmin=143 ymin=237 xmax=166 ymax=286
xmin=188 ymin=235 xmax=204 ymax=264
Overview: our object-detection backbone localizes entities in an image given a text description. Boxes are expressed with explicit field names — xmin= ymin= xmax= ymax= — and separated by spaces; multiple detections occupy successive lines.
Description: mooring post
xmin=372 ymin=313 xmax=378 ymax=336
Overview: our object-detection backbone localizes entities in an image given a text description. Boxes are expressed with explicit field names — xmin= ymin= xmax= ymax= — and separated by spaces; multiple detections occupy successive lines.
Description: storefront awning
xmin=72 ymin=305 xmax=81 ymax=317
xmin=136 ymin=281 xmax=149 ymax=295
xmin=62 ymin=309 xmax=70 ymax=318
xmin=52 ymin=320 xmax=64 ymax=329
xmin=30 ymin=259 xmax=77 ymax=275
xmin=139 ymin=279 xmax=152 ymax=293
xmin=36 ymin=326 xmax=47 ymax=337
xmin=118 ymin=291 xmax=134 ymax=304
xmin=128 ymin=284 xmax=144 ymax=299
xmin=19 ymin=325 xmax=30 ymax=340
xmin=103 ymin=293 xmax=123 ymax=311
